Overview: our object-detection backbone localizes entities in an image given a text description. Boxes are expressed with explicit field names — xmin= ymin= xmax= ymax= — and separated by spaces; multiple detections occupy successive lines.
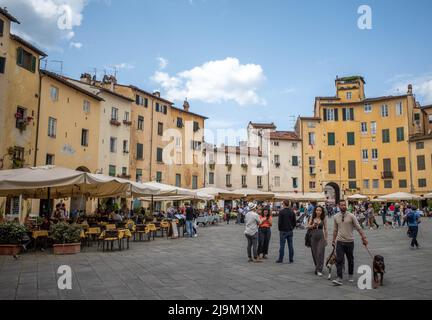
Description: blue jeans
xmin=186 ymin=220 xmax=194 ymax=238
xmin=278 ymin=231 xmax=294 ymax=262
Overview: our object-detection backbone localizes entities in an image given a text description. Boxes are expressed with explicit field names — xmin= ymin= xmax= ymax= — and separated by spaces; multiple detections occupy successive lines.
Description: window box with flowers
xmin=241 ymin=163 xmax=248 ymax=170
xmin=110 ymin=119 xmax=121 ymax=126
xmin=123 ymin=120 xmax=132 ymax=126
xmin=209 ymin=163 xmax=216 ymax=170
xmin=117 ymin=174 xmax=132 ymax=180
xmin=225 ymin=163 xmax=232 ymax=171
xmin=226 ymin=184 xmax=232 ymax=188
xmin=15 ymin=113 xmax=33 ymax=132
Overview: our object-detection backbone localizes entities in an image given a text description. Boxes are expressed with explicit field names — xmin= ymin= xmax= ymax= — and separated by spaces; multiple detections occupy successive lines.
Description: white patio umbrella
xmin=424 ymin=193 xmax=432 ymax=199
xmin=377 ymin=192 xmax=423 ymax=201
xmin=143 ymin=181 xmax=197 ymax=197
xmin=196 ymin=187 xmax=244 ymax=200
xmin=233 ymin=188 xmax=275 ymax=200
xmin=347 ymin=194 xmax=369 ymax=200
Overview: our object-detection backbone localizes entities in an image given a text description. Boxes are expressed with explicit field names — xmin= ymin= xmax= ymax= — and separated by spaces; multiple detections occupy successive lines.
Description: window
xmin=292 ymin=156 xmax=299 ymax=167
xmin=396 ymin=127 xmax=404 ymax=142
xmin=193 ymin=121 xmax=200 ymax=132
xmin=274 ymin=142 xmax=279 ymax=146
xmin=124 ymin=112 xmax=129 ymax=122
xmin=309 ymin=181 xmax=316 ymax=189
xmin=158 ymin=122 xmax=163 ymax=136
xmin=137 ymin=116 xmax=144 ymax=131
xmin=419 ymin=179 xmax=427 ymax=188
xmin=308 ymin=132 xmax=315 ymax=146
xmin=109 ymin=165 xmax=116 ymax=177
xmin=396 ymin=102 xmax=403 ymax=116
xmin=273 ymin=176 xmax=280 ymax=187
xmin=309 ymin=157 xmax=316 ymax=175
xmin=121 ymin=167 xmax=127 ymax=176
xmin=192 ymin=176 xmax=198 ymax=189
xmin=226 ymin=174 xmax=231 ymax=186
xmin=429 ymin=115 xmax=432 ymax=124
xmin=136 ymin=143 xmax=143 ymax=160
xmin=135 ymin=95 xmax=148 ymax=107
xmin=81 ymin=129 xmax=89 ymax=146
xmin=414 ymin=113 xmax=421 ymax=122
xmin=209 ymin=172 xmax=214 ymax=185
xmin=48 ymin=117 xmax=57 ymax=138
xmin=364 ymin=104 xmax=372 ymax=113
xmin=177 ymin=117 xmax=183 ymax=128
xmin=371 ymin=122 xmax=377 ymax=135
xmin=382 ymin=129 xmax=390 ymax=143
xmin=0 ymin=57 xmax=5 ymax=73
xmin=241 ymin=157 xmax=247 ymax=165
xmin=323 ymin=108 xmax=338 ymax=121
xmin=46 ymin=154 xmax=55 ymax=165
xmin=16 ymin=47 xmax=36 ymax=73
xmin=417 ymin=155 xmax=426 ymax=171
xmin=328 ymin=160 xmax=336 ymax=174
xmin=384 ymin=180 xmax=392 ymax=189
xmin=361 ymin=122 xmax=368 ymax=134
xmin=226 ymin=155 xmax=231 ymax=164
xmin=0 ymin=19 xmax=4 ymax=36
xmin=372 ymin=149 xmax=378 ymax=161
xmin=50 ymin=86 xmax=59 ymax=101
xmin=176 ymin=137 xmax=182 ymax=148
xmin=348 ymin=160 xmax=356 ymax=179
xmin=241 ymin=175 xmax=247 ymax=187
xmin=156 ymin=172 xmax=162 ymax=183
xmin=191 ymin=141 xmax=202 ymax=151
xmin=363 ymin=180 xmax=370 ymax=190
xmin=399 ymin=180 xmax=407 ymax=188
xmin=346 ymin=92 xmax=352 ymax=100
xmin=176 ymin=174 xmax=181 ymax=187
xmin=155 ymin=104 xmax=167 ymax=114
xmin=83 ymin=100 xmax=90 ymax=113
xmin=123 ymin=140 xmax=128 ymax=153
xmin=111 ymin=107 xmax=118 ymax=121
xmin=349 ymin=181 xmax=357 ymax=190
xmin=110 ymin=137 xmax=117 ymax=153
xmin=373 ymin=180 xmax=379 ymax=189
xmin=362 ymin=150 xmax=368 ymax=162
xmin=343 ymin=108 xmax=354 ymax=121
xmin=274 ymin=155 xmax=280 ymax=165
xmin=157 ymin=148 xmax=163 ymax=162
xmin=328 ymin=132 xmax=335 ymax=146
xmin=136 ymin=169 xmax=143 ymax=182
xmin=347 ymin=132 xmax=355 ymax=146
xmin=398 ymin=157 xmax=406 ymax=172
xmin=15 ymin=107 xmax=27 ymax=129
xmin=416 ymin=142 xmax=424 ymax=150
xmin=292 ymin=177 xmax=298 ymax=189
xmin=381 ymin=104 xmax=389 ymax=117
xmin=383 ymin=158 xmax=392 ymax=173
xmin=257 ymin=176 xmax=263 ymax=188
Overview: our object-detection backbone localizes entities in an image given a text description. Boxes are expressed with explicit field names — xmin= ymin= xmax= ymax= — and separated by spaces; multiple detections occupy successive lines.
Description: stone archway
xmin=76 ymin=166 xmax=91 ymax=173
xmin=325 ymin=182 xmax=341 ymax=204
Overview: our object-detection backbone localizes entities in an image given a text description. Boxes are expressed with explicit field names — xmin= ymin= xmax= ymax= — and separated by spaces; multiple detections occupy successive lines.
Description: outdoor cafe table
xmin=31 ymin=230 xmax=49 ymax=251
xmin=99 ymin=229 xmax=132 ymax=250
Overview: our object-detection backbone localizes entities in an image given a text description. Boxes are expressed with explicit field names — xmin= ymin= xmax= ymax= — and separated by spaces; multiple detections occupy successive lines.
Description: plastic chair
xmin=160 ymin=221 xmax=171 ymax=238
xmin=102 ymin=230 xmax=121 ymax=251
xmin=146 ymin=224 xmax=157 ymax=240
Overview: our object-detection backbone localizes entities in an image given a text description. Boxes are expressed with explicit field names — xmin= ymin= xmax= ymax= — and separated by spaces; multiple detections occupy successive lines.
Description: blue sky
xmin=2 ymin=0 xmax=432 ymax=134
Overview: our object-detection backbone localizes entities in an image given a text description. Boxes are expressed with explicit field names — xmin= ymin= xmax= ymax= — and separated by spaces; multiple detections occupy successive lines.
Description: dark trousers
xmin=258 ymin=228 xmax=271 ymax=256
xmin=245 ymin=233 xmax=258 ymax=259
xmin=336 ymin=241 xmax=354 ymax=279
xmin=409 ymin=226 xmax=419 ymax=247
xmin=278 ymin=231 xmax=294 ymax=262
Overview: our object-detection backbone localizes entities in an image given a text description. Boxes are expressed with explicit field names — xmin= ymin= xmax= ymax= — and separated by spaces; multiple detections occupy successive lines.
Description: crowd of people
xmin=241 ymin=199 xmax=427 ymax=286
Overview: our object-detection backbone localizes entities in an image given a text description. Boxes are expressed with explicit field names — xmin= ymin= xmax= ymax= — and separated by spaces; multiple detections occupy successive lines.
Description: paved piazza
xmin=1 ymin=218 xmax=431 ymax=300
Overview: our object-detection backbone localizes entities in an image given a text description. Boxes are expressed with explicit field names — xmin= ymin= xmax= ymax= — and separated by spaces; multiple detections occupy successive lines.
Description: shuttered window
xmin=328 ymin=132 xmax=335 ymax=146
xmin=398 ymin=157 xmax=406 ymax=172
xmin=348 ymin=160 xmax=356 ymax=179
xmin=396 ymin=127 xmax=405 ymax=142
xmin=0 ymin=57 xmax=5 ymax=74
xmin=347 ymin=132 xmax=355 ymax=146
xmin=16 ymin=47 xmax=36 ymax=73
xmin=328 ymin=160 xmax=336 ymax=174
xmin=417 ymin=155 xmax=426 ymax=171
xmin=136 ymin=143 xmax=143 ymax=160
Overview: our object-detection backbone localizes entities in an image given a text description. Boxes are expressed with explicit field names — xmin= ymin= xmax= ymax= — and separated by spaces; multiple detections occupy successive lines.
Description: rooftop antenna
xmin=50 ymin=60 xmax=63 ymax=75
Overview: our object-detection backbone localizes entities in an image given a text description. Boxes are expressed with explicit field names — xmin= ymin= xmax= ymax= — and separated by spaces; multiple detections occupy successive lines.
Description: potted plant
xmin=0 ymin=222 xmax=28 ymax=256
xmin=50 ymin=223 xmax=82 ymax=255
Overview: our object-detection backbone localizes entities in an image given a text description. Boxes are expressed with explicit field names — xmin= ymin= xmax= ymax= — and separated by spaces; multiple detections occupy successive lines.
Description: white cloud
xmin=151 ymin=57 xmax=266 ymax=106
xmin=157 ymin=57 xmax=169 ymax=70
xmin=0 ymin=0 xmax=89 ymax=50
xmin=112 ymin=63 xmax=135 ymax=70
xmin=70 ymin=41 xmax=82 ymax=49
xmin=389 ymin=74 xmax=432 ymax=104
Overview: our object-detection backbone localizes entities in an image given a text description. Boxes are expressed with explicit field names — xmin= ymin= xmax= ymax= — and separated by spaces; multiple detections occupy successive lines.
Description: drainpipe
xmin=34 ymin=60 xmax=45 ymax=166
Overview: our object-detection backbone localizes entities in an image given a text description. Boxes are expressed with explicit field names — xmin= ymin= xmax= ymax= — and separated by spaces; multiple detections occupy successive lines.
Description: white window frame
xmin=111 ymin=107 xmax=118 ymax=121
xmin=372 ymin=179 xmax=379 ymax=189
xmin=48 ymin=117 xmax=57 ymax=138
xmin=372 ymin=149 xmax=378 ymax=161
xmin=50 ymin=86 xmax=59 ymax=101
xmin=362 ymin=149 xmax=369 ymax=162
xmin=274 ymin=176 xmax=280 ymax=188
xmin=346 ymin=92 xmax=352 ymax=100
xmin=381 ymin=104 xmax=389 ymax=117
xmin=361 ymin=122 xmax=368 ymax=135
xmin=327 ymin=108 xmax=335 ymax=121
xmin=396 ymin=102 xmax=403 ymax=116
xmin=110 ymin=137 xmax=117 ymax=153
xmin=364 ymin=104 xmax=372 ymax=113
xmin=371 ymin=121 xmax=377 ymax=135
xmin=83 ymin=100 xmax=90 ymax=113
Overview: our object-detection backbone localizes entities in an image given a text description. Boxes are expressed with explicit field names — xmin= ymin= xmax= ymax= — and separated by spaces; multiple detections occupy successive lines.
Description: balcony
xmin=226 ymin=184 xmax=232 ymax=188
xmin=241 ymin=163 xmax=248 ymax=170
xmin=123 ymin=120 xmax=132 ymax=126
xmin=225 ymin=163 xmax=232 ymax=171
xmin=381 ymin=171 xmax=394 ymax=179
xmin=110 ymin=119 xmax=121 ymax=126
xmin=209 ymin=163 xmax=216 ymax=170
xmin=117 ymin=174 xmax=131 ymax=180
xmin=257 ymin=185 xmax=263 ymax=189
xmin=275 ymin=162 xmax=281 ymax=168
xmin=242 ymin=184 xmax=248 ymax=188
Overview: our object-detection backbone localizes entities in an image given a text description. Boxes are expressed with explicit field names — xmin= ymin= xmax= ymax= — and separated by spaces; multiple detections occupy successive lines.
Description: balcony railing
xmin=110 ymin=119 xmax=121 ymax=126
xmin=381 ymin=171 xmax=394 ymax=179
xmin=123 ymin=120 xmax=132 ymax=126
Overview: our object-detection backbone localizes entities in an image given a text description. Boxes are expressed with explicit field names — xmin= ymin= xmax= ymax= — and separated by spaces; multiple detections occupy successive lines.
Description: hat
xmin=248 ymin=202 xmax=257 ymax=211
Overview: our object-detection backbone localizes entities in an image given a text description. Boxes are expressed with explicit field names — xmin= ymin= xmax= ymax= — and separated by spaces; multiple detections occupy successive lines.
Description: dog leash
xmin=364 ymin=245 xmax=375 ymax=259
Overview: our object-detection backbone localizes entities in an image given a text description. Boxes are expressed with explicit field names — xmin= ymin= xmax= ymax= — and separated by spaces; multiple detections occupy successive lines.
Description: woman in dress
xmin=307 ymin=206 xmax=328 ymax=277
xmin=257 ymin=207 xmax=272 ymax=259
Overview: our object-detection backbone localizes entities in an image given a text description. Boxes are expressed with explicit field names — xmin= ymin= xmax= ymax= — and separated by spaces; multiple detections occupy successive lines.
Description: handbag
xmin=305 ymin=229 xmax=312 ymax=248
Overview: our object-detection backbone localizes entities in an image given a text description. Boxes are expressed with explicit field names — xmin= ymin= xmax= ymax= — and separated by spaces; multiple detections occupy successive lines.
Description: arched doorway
xmin=325 ymin=182 xmax=341 ymax=204
xmin=76 ymin=166 xmax=90 ymax=173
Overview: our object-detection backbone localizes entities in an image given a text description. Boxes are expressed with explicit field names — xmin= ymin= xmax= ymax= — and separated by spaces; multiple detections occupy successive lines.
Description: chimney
xmin=153 ymin=91 xmax=160 ymax=97
xmin=408 ymin=84 xmax=413 ymax=95
xmin=183 ymin=99 xmax=190 ymax=112
xmin=80 ymin=73 xmax=92 ymax=84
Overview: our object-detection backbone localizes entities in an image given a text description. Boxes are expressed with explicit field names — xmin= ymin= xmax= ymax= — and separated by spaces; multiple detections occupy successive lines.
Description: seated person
xmin=40 ymin=216 xmax=51 ymax=230
xmin=111 ymin=210 xmax=123 ymax=222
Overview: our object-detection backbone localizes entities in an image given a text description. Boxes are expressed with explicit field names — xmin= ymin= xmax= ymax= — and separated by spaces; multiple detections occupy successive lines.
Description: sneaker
xmin=332 ymin=278 xmax=343 ymax=286
xmin=194 ymin=234 xmax=198 ymax=238
xmin=348 ymin=275 xmax=354 ymax=283
xmin=248 ymin=258 xmax=253 ymax=263
xmin=317 ymin=272 xmax=323 ymax=277
xmin=275 ymin=260 xmax=283 ymax=264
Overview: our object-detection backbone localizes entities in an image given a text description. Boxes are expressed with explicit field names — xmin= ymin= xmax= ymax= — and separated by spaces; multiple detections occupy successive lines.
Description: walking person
xmin=258 ymin=206 xmax=273 ymax=260
xmin=276 ymin=200 xmax=297 ymax=264
xmin=225 ymin=206 xmax=231 ymax=225
xmin=407 ymin=206 xmax=421 ymax=249
xmin=307 ymin=206 xmax=328 ymax=277
xmin=381 ymin=203 xmax=388 ymax=226
xmin=393 ymin=204 xmax=402 ymax=228
xmin=185 ymin=203 xmax=195 ymax=238
xmin=332 ymin=200 xmax=368 ymax=286
xmin=367 ymin=203 xmax=379 ymax=230
xmin=244 ymin=203 xmax=262 ymax=263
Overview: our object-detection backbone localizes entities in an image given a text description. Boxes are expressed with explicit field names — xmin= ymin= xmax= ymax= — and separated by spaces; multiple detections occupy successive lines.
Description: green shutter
xmin=16 ymin=47 xmax=23 ymax=66
xmin=342 ymin=108 xmax=347 ymax=121
xmin=323 ymin=109 xmax=327 ymax=121
xmin=328 ymin=132 xmax=335 ymax=146
xmin=334 ymin=109 xmax=339 ymax=121
xmin=350 ymin=108 xmax=355 ymax=121
xmin=31 ymin=56 xmax=36 ymax=73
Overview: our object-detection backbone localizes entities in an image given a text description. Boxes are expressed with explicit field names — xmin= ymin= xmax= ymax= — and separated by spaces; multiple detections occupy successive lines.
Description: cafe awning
xmin=232 ymin=188 xmax=275 ymax=200
xmin=347 ymin=194 xmax=369 ymax=200
xmin=376 ymin=192 xmax=423 ymax=201
xmin=274 ymin=192 xmax=326 ymax=202
xmin=196 ymin=187 xmax=244 ymax=200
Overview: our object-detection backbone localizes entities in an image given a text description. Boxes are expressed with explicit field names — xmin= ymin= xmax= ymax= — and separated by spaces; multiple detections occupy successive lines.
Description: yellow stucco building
xmin=296 ymin=76 xmax=431 ymax=202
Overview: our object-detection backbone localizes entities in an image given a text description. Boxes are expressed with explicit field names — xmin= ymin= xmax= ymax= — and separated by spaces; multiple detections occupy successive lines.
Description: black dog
xmin=373 ymin=255 xmax=385 ymax=288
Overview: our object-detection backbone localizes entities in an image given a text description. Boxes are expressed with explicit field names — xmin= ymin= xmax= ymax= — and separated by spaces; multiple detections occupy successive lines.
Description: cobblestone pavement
xmin=1 ymin=217 xmax=431 ymax=300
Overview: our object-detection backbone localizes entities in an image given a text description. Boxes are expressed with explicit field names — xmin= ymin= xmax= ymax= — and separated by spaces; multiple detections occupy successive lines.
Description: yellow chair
xmin=160 ymin=221 xmax=171 ymax=238
xmin=85 ymin=227 xmax=101 ymax=247
xmin=105 ymin=224 xmax=116 ymax=231
xmin=134 ymin=224 xmax=149 ymax=242
xmin=146 ymin=224 xmax=157 ymax=240
xmin=102 ymin=230 xmax=121 ymax=251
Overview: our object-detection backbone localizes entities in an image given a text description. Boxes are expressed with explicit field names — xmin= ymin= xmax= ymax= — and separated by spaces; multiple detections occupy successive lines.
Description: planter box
xmin=53 ymin=243 xmax=81 ymax=255
xmin=0 ymin=245 xmax=21 ymax=256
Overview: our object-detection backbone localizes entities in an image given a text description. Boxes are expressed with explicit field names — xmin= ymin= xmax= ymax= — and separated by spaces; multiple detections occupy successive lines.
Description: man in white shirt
xmin=244 ymin=203 xmax=262 ymax=263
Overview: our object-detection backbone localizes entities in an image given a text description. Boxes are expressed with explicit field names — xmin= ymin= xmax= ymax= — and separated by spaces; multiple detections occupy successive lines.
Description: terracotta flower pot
xmin=53 ymin=243 xmax=81 ymax=255
xmin=0 ymin=244 xmax=21 ymax=256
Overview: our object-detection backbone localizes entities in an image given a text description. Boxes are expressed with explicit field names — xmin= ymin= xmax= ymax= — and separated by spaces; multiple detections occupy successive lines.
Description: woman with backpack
xmin=407 ymin=206 xmax=421 ymax=249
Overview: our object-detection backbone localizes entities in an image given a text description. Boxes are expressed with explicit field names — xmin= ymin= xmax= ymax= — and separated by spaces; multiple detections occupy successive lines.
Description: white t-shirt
xmin=244 ymin=211 xmax=260 ymax=236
